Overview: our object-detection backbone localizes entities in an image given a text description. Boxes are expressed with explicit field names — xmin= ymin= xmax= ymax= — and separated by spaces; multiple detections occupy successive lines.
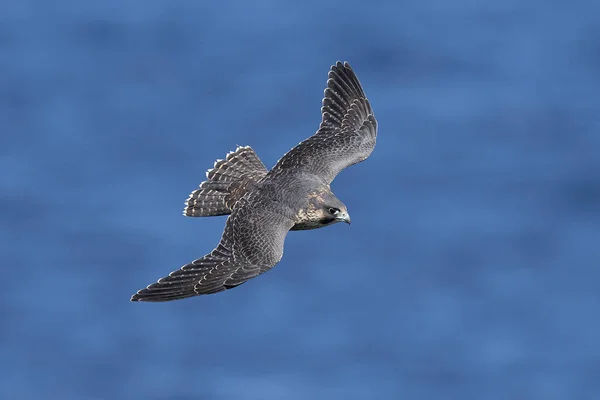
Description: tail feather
xmin=183 ymin=146 xmax=267 ymax=217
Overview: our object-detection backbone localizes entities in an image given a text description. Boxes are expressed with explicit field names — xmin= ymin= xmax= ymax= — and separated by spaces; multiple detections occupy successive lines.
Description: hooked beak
xmin=336 ymin=211 xmax=351 ymax=225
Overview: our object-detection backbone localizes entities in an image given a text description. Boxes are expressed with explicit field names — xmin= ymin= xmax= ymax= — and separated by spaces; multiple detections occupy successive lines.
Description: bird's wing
xmin=131 ymin=195 xmax=294 ymax=302
xmin=270 ymin=61 xmax=377 ymax=185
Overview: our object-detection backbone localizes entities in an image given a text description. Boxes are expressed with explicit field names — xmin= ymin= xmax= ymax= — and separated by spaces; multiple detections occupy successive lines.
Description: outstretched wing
xmin=270 ymin=61 xmax=377 ymax=184
xmin=131 ymin=196 xmax=294 ymax=302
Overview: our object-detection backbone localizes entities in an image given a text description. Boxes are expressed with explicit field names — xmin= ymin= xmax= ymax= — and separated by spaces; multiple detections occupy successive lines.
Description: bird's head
xmin=292 ymin=189 xmax=351 ymax=230
xmin=312 ymin=190 xmax=351 ymax=226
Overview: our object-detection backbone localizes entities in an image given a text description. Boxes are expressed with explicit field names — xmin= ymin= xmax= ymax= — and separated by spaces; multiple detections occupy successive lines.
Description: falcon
xmin=131 ymin=61 xmax=377 ymax=302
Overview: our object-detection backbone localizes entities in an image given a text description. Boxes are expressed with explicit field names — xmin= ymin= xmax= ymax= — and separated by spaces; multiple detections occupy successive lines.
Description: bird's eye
xmin=328 ymin=207 xmax=339 ymax=215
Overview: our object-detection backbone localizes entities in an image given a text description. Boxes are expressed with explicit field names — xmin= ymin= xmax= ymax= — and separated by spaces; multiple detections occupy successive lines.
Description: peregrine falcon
xmin=131 ymin=61 xmax=377 ymax=302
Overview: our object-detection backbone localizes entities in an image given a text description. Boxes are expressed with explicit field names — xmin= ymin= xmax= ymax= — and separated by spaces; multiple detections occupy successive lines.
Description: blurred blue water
xmin=1 ymin=1 xmax=599 ymax=399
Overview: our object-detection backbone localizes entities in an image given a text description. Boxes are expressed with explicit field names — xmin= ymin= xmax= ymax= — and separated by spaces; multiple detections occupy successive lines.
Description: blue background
xmin=2 ymin=1 xmax=599 ymax=399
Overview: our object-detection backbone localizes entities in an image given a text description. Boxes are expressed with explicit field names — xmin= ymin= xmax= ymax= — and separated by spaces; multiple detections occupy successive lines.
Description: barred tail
xmin=183 ymin=146 xmax=268 ymax=217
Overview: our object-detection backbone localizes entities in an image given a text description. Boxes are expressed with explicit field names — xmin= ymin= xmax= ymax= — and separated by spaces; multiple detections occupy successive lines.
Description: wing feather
xmin=270 ymin=61 xmax=377 ymax=184
xmin=131 ymin=196 xmax=294 ymax=302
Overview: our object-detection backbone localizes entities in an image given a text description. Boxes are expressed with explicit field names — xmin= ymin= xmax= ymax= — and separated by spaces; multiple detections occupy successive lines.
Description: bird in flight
xmin=131 ymin=61 xmax=378 ymax=302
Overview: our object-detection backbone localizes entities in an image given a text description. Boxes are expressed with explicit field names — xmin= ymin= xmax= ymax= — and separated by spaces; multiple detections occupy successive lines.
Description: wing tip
xmin=130 ymin=288 xmax=189 ymax=302
xmin=130 ymin=292 xmax=143 ymax=302
xmin=326 ymin=60 xmax=366 ymax=102
xmin=330 ymin=60 xmax=354 ymax=76
xmin=130 ymin=283 xmax=155 ymax=302
xmin=332 ymin=60 xmax=351 ymax=69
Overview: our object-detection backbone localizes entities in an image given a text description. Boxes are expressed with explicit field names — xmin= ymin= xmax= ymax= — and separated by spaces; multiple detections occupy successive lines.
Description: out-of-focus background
xmin=1 ymin=1 xmax=599 ymax=399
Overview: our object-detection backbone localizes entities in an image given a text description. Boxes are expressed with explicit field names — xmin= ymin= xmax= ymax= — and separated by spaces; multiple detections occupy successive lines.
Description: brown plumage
xmin=131 ymin=61 xmax=377 ymax=302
